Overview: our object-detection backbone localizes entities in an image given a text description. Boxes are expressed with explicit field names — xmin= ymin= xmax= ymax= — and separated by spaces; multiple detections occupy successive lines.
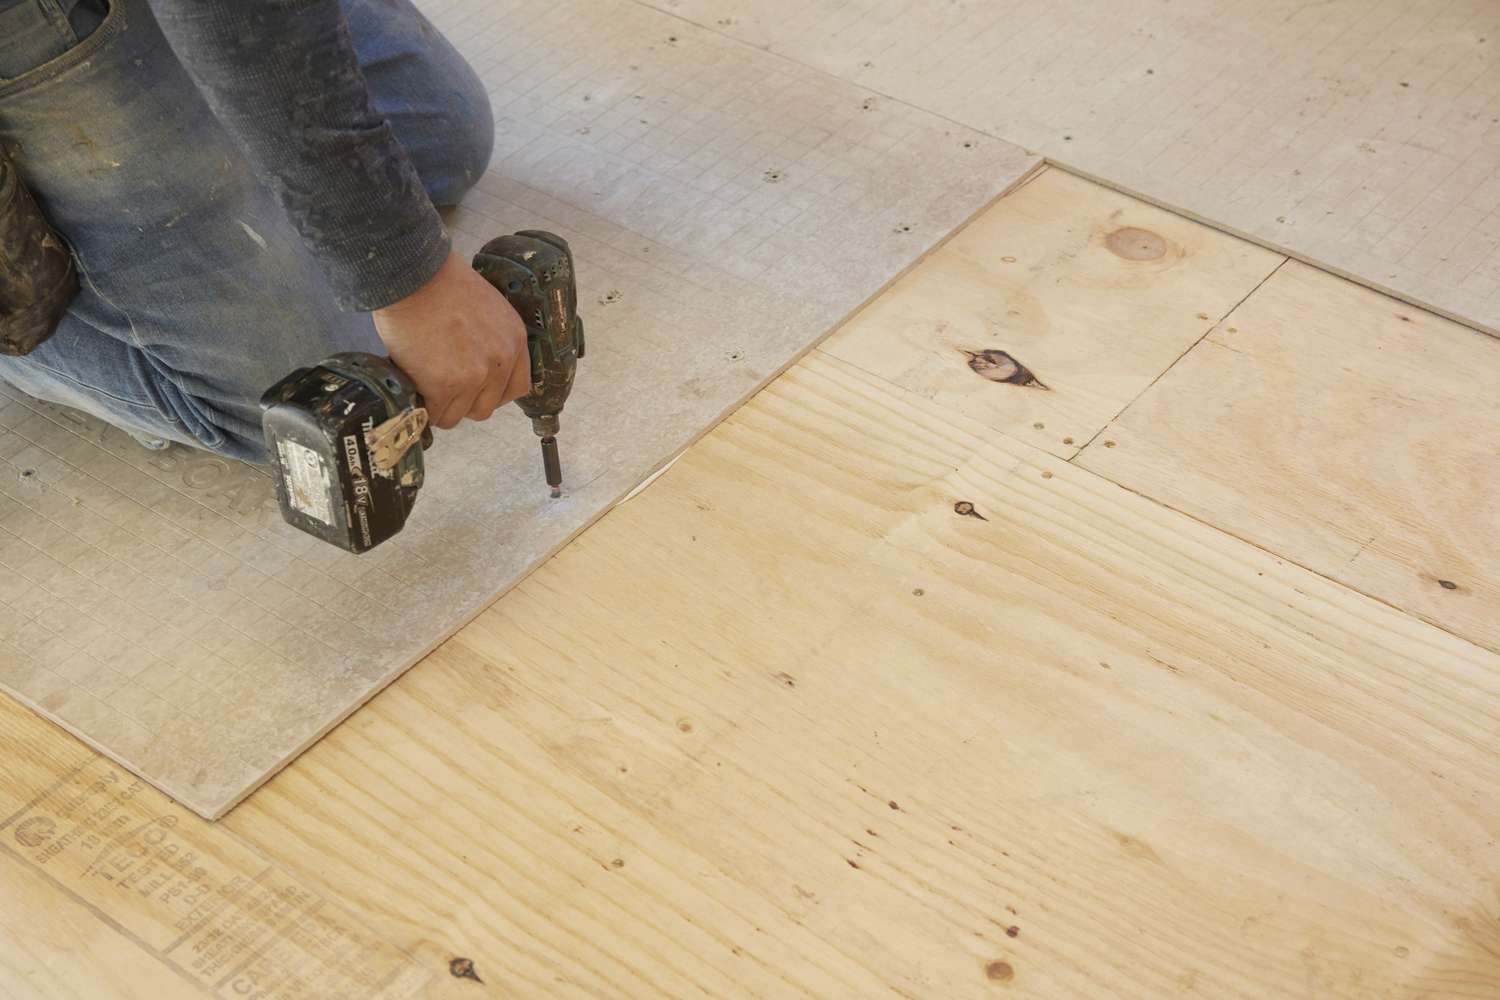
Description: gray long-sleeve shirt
xmin=151 ymin=0 xmax=449 ymax=312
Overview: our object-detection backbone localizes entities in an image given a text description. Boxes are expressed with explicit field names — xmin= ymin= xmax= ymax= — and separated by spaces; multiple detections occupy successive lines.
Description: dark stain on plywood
xmin=961 ymin=349 xmax=1049 ymax=390
xmin=985 ymin=959 xmax=1015 ymax=982
xmin=954 ymin=501 xmax=988 ymax=521
xmin=1105 ymin=227 xmax=1168 ymax=261
xmin=449 ymin=957 xmax=483 ymax=983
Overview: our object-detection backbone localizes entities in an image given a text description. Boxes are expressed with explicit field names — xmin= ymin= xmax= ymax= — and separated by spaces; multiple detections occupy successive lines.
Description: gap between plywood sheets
xmin=633 ymin=0 xmax=1500 ymax=340
xmin=0 ymin=0 xmax=1037 ymax=819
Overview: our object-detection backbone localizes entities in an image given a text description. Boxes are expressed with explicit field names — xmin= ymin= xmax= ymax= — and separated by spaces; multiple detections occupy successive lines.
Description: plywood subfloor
xmin=0 ymin=0 xmax=1036 ymax=819
xmin=818 ymin=168 xmax=1282 ymax=457
xmin=4 ymin=170 xmax=1497 ymax=999
xmin=632 ymin=0 xmax=1500 ymax=337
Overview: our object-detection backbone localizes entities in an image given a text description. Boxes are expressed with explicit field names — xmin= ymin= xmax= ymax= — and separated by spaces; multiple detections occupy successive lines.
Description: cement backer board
xmin=640 ymin=0 xmax=1500 ymax=337
xmin=0 ymin=0 xmax=1037 ymax=819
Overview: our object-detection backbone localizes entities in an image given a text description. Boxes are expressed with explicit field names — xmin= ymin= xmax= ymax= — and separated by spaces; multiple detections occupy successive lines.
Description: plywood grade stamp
xmin=0 ymin=751 xmax=431 ymax=998
xmin=0 ymin=0 xmax=1038 ymax=819
xmin=642 ymin=0 xmax=1500 ymax=336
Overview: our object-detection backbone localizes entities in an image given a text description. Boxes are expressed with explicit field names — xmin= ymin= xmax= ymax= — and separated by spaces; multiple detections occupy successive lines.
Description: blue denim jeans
xmin=0 ymin=0 xmax=493 ymax=461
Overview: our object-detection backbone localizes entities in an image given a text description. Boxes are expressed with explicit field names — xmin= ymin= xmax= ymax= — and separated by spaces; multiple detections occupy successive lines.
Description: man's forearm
xmin=150 ymin=0 xmax=448 ymax=311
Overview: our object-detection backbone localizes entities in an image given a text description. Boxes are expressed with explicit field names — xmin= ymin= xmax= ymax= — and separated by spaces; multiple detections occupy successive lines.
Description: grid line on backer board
xmin=631 ymin=0 xmax=1500 ymax=336
xmin=0 ymin=0 xmax=1037 ymax=819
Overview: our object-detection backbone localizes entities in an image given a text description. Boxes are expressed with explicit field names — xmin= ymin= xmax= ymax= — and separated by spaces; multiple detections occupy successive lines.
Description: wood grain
xmin=7 ymin=344 xmax=1496 ymax=996
xmin=189 ymin=353 xmax=1500 ymax=997
xmin=1077 ymin=259 xmax=1500 ymax=655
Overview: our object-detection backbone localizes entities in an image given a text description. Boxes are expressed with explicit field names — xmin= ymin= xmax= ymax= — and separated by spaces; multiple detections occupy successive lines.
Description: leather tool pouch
xmin=0 ymin=148 xmax=78 ymax=356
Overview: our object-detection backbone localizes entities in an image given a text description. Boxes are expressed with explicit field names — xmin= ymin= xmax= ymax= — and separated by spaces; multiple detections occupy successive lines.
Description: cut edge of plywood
xmin=192 ymin=158 xmax=1046 ymax=821
xmin=1047 ymin=158 xmax=1500 ymax=342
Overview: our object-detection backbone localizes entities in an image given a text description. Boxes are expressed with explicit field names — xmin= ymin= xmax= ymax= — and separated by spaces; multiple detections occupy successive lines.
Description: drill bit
xmin=540 ymin=435 xmax=562 ymax=498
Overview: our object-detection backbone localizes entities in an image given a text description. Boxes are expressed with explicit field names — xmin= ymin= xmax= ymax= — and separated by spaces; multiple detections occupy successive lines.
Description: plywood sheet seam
xmin=1070 ymin=256 xmax=1292 ymax=456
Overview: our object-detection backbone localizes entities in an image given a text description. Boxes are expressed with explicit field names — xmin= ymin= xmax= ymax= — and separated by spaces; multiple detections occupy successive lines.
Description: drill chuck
xmin=533 ymin=413 xmax=563 ymax=497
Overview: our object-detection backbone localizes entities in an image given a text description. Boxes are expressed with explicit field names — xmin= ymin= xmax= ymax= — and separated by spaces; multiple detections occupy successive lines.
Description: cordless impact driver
xmin=259 ymin=231 xmax=585 ymax=553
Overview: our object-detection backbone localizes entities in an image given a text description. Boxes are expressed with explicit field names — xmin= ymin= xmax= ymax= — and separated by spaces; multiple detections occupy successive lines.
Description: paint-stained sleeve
xmin=150 ymin=0 xmax=448 ymax=312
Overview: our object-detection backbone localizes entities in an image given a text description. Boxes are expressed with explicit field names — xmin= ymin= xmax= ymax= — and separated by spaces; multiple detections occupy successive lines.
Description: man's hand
xmin=372 ymin=250 xmax=531 ymax=429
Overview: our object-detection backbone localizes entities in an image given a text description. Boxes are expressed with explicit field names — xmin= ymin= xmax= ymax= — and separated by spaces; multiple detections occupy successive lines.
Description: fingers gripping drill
xmin=259 ymin=231 xmax=585 ymax=553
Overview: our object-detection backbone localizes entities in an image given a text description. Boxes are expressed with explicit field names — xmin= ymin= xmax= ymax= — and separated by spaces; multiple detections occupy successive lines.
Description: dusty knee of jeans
xmin=422 ymin=69 xmax=495 ymax=206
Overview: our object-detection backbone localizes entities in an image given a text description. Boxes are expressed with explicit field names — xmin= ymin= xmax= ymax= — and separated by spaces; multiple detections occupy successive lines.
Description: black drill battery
xmin=260 ymin=354 xmax=426 ymax=553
